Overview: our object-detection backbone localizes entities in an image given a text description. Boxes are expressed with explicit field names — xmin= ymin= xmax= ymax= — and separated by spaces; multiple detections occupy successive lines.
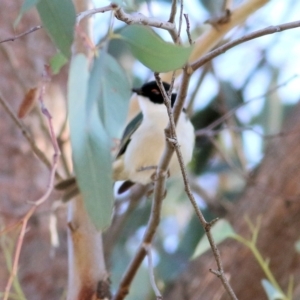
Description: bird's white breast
xmin=121 ymin=96 xmax=194 ymax=185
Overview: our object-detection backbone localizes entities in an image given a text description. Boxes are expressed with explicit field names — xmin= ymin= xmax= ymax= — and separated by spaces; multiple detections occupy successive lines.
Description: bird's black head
xmin=132 ymin=81 xmax=177 ymax=106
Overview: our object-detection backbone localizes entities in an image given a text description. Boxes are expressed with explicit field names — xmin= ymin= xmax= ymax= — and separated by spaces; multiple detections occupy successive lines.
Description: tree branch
xmin=0 ymin=94 xmax=63 ymax=181
xmin=155 ymin=74 xmax=238 ymax=300
xmin=113 ymin=4 xmax=175 ymax=31
xmin=0 ymin=25 xmax=42 ymax=44
xmin=191 ymin=20 xmax=300 ymax=71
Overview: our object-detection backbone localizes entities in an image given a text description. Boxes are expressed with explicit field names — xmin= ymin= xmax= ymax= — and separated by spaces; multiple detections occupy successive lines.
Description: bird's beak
xmin=132 ymin=88 xmax=142 ymax=95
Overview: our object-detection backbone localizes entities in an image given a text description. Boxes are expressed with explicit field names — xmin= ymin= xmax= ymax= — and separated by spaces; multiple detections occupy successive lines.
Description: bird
xmin=55 ymin=81 xmax=195 ymax=198
xmin=113 ymin=81 xmax=194 ymax=191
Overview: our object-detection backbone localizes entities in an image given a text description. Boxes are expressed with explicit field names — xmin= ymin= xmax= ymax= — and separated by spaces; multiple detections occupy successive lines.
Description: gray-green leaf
xmin=50 ymin=52 xmax=68 ymax=75
xmin=15 ymin=0 xmax=40 ymax=26
xmin=120 ymin=25 xmax=193 ymax=72
xmin=88 ymin=51 xmax=131 ymax=138
xmin=68 ymin=54 xmax=114 ymax=230
xmin=36 ymin=0 xmax=76 ymax=57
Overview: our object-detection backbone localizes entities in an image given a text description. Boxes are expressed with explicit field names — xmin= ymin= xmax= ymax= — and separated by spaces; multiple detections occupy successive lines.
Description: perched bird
xmin=114 ymin=81 xmax=194 ymax=191
xmin=55 ymin=81 xmax=195 ymax=198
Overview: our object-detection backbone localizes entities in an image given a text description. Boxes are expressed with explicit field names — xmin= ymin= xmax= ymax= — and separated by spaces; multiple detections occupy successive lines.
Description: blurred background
xmin=1 ymin=0 xmax=300 ymax=299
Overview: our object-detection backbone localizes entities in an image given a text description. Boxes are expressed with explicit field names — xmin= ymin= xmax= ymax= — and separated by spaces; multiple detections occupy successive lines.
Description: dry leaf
xmin=18 ymin=87 xmax=39 ymax=118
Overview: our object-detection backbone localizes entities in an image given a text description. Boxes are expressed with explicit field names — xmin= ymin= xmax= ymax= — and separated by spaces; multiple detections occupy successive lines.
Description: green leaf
xmin=192 ymin=219 xmax=236 ymax=259
xmin=261 ymin=280 xmax=285 ymax=300
xmin=120 ymin=25 xmax=193 ymax=72
xmin=88 ymin=51 xmax=131 ymax=138
xmin=15 ymin=0 xmax=40 ymax=27
xmin=68 ymin=54 xmax=114 ymax=230
xmin=50 ymin=52 xmax=68 ymax=75
xmin=36 ymin=0 xmax=76 ymax=57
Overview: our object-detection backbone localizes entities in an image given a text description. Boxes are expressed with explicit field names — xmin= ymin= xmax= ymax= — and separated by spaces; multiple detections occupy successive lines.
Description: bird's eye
xmin=151 ymin=88 xmax=160 ymax=95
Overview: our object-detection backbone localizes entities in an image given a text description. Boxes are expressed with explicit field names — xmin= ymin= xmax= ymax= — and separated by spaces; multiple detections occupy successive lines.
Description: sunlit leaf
xmin=192 ymin=219 xmax=236 ymax=258
xmin=120 ymin=25 xmax=193 ymax=72
xmin=68 ymin=54 xmax=114 ymax=230
xmin=36 ymin=0 xmax=76 ymax=57
xmin=15 ymin=0 xmax=40 ymax=26
xmin=261 ymin=279 xmax=285 ymax=300
xmin=50 ymin=52 xmax=68 ymax=75
xmin=88 ymin=51 xmax=131 ymax=138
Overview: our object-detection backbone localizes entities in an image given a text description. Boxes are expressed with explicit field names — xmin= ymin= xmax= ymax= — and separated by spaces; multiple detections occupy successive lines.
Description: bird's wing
xmin=115 ymin=112 xmax=143 ymax=158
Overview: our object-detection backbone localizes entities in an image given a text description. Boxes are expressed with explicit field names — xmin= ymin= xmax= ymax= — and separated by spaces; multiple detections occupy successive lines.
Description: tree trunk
xmin=164 ymin=101 xmax=300 ymax=299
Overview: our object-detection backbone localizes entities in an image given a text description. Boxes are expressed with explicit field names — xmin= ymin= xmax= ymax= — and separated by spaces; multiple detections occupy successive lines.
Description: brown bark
xmin=164 ymin=102 xmax=300 ymax=299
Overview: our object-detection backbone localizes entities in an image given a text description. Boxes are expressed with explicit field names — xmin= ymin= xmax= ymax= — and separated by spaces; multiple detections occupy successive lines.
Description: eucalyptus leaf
xmin=261 ymin=279 xmax=285 ymax=300
xmin=50 ymin=52 xmax=68 ymax=75
xmin=88 ymin=51 xmax=131 ymax=138
xmin=192 ymin=219 xmax=236 ymax=258
xmin=15 ymin=0 xmax=40 ymax=26
xmin=68 ymin=54 xmax=114 ymax=230
xmin=120 ymin=25 xmax=193 ymax=72
xmin=36 ymin=0 xmax=76 ymax=57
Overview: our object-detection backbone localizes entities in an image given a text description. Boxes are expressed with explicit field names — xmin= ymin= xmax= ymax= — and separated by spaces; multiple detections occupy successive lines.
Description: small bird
xmin=55 ymin=81 xmax=194 ymax=198
xmin=113 ymin=81 xmax=194 ymax=192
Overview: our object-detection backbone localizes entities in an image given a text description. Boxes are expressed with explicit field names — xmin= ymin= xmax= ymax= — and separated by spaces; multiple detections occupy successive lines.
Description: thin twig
xmin=201 ymin=74 xmax=299 ymax=133
xmin=155 ymin=74 xmax=238 ymax=300
xmin=183 ymin=14 xmax=193 ymax=45
xmin=186 ymin=64 xmax=210 ymax=115
xmin=31 ymin=69 xmax=61 ymax=205
xmin=3 ymin=206 xmax=35 ymax=300
xmin=113 ymin=4 xmax=175 ymax=31
xmin=3 ymin=70 xmax=61 ymax=299
xmin=0 ymin=26 xmax=42 ymax=44
xmin=168 ymin=0 xmax=177 ymax=23
xmin=144 ymin=244 xmax=162 ymax=300
xmin=177 ymin=0 xmax=184 ymax=42
xmin=209 ymin=137 xmax=248 ymax=180
xmin=0 ymin=5 xmax=112 ymax=44
xmin=77 ymin=4 xmax=113 ymax=23
xmin=191 ymin=20 xmax=300 ymax=71
xmin=0 ymin=94 xmax=63 ymax=181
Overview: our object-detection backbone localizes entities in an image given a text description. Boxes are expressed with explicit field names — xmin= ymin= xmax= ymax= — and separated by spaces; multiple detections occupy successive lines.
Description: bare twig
xmin=3 ymin=206 xmax=35 ymax=300
xmin=3 ymin=70 xmax=61 ymax=300
xmin=0 ymin=4 xmax=112 ymax=44
xmin=199 ymin=74 xmax=299 ymax=133
xmin=0 ymin=94 xmax=63 ymax=181
xmin=168 ymin=0 xmax=177 ymax=23
xmin=30 ymin=73 xmax=61 ymax=206
xmin=144 ymin=244 xmax=162 ymax=300
xmin=113 ymin=4 xmax=175 ymax=31
xmin=177 ymin=0 xmax=184 ymax=42
xmin=183 ymin=14 xmax=193 ymax=45
xmin=209 ymin=137 xmax=248 ymax=180
xmin=77 ymin=4 xmax=113 ymax=23
xmin=186 ymin=64 xmax=210 ymax=115
xmin=155 ymin=74 xmax=238 ymax=300
xmin=191 ymin=20 xmax=300 ymax=71
xmin=0 ymin=26 xmax=42 ymax=44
